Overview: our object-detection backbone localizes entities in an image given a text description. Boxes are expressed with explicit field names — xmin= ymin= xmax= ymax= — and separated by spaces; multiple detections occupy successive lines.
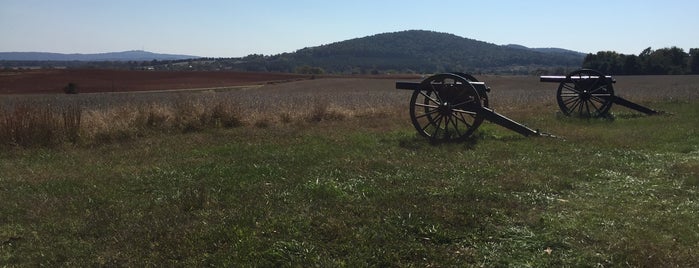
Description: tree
xmin=638 ymin=47 xmax=653 ymax=74
xmin=689 ymin=48 xmax=699 ymax=74
xmin=583 ymin=47 xmax=694 ymax=75
xmin=647 ymin=47 xmax=687 ymax=75
xmin=63 ymin=82 xmax=78 ymax=94
xmin=622 ymin=55 xmax=641 ymax=75
xmin=295 ymin=65 xmax=324 ymax=75
xmin=582 ymin=51 xmax=624 ymax=74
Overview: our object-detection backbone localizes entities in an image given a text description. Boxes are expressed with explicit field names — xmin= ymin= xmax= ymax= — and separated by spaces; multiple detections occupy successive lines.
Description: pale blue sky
xmin=1 ymin=0 xmax=697 ymax=57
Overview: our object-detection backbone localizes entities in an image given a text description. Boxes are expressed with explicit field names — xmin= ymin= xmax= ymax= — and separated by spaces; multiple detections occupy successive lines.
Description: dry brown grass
xmin=1 ymin=75 xmax=697 ymax=147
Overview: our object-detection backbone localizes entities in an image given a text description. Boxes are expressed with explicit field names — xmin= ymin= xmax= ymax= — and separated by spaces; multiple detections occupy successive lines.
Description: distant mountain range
xmin=502 ymin=44 xmax=585 ymax=56
xmin=1 ymin=30 xmax=586 ymax=74
xmin=0 ymin=50 xmax=199 ymax=61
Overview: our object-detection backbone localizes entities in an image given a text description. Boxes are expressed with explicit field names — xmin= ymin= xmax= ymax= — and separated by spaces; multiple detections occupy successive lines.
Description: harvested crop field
xmin=0 ymin=69 xmax=422 ymax=94
xmin=0 ymin=69 xmax=308 ymax=94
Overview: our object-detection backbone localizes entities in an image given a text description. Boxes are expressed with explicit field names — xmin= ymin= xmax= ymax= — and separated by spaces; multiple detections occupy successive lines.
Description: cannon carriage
xmin=540 ymin=69 xmax=659 ymax=118
xmin=396 ymin=73 xmax=547 ymax=142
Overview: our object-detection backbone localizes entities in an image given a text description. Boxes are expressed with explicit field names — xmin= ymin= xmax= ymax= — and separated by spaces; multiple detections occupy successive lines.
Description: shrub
xmin=208 ymin=100 xmax=243 ymax=128
xmin=63 ymin=82 xmax=79 ymax=94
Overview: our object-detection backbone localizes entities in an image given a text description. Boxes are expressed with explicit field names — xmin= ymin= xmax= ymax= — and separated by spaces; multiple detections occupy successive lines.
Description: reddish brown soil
xmin=0 ymin=69 xmax=315 ymax=94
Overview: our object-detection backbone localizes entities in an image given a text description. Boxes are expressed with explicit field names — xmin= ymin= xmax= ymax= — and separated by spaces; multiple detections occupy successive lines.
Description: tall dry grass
xmin=0 ymin=102 xmax=86 ymax=147
xmin=81 ymin=99 xmax=248 ymax=143
xmin=0 ymin=101 xmax=245 ymax=146
xmin=1 ymin=103 xmax=57 ymax=147
xmin=0 ymin=80 xmax=406 ymax=147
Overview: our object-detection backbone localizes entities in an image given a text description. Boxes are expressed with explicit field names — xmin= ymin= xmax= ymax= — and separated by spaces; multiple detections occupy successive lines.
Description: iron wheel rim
xmin=556 ymin=69 xmax=615 ymax=117
xmin=409 ymin=73 xmax=484 ymax=142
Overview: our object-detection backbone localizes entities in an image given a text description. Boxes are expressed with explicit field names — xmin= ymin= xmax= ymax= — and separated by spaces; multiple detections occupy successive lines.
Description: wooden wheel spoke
xmin=430 ymin=83 xmax=444 ymax=104
xmin=589 ymin=85 xmax=609 ymax=94
xmin=562 ymin=83 xmax=581 ymax=94
xmin=567 ymin=98 xmax=582 ymax=112
xmin=563 ymin=96 xmax=580 ymax=105
xmin=454 ymin=112 xmax=474 ymax=129
xmin=418 ymin=90 xmax=439 ymax=105
xmin=581 ymin=100 xmax=592 ymax=116
xmin=413 ymin=103 xmax=439 ymax=109
xmin=560 ymin=93 xmax=581 ymax=98
xmin=415 ymin=109 xmax=439 ymax=120
xmin=422 ymin=113 xmax=442 ymax=133
xmin=587 ymin=77 xmax=601 ymax=92
xmin=574 ymin=99 xmax=586 ymax=114
xmin=451 ymin=98 xmax=475 ymax=107
xmin=589 ymin=95 xmax=609 ymax=106
xmin=452 ymin=108 xmax=479 ymax=116
xmin=430 ymin=115 xmax=445 ymax=138
xmin=587 ymin=98 xmax=602 ymax=113
xmin=448 ymin=115 xmax=463 ymax=137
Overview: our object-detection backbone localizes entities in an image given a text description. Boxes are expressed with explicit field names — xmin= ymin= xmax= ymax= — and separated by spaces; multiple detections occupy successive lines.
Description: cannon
xmin=396 ymin=73 xmax=548 ymax=142
xmin=540 ymin=69 xmax=658 ymax=118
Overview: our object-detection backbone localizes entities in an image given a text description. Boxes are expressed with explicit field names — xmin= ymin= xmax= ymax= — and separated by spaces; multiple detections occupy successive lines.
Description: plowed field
xmin=0 ymin=69 xmax=312 ymax=94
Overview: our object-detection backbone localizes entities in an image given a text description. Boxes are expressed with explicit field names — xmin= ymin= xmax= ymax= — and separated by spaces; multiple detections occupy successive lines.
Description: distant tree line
xmin=1 ymin=58 xmax=229 ymax=71
xmin=582 ymin=47 xmax=699 ymax=75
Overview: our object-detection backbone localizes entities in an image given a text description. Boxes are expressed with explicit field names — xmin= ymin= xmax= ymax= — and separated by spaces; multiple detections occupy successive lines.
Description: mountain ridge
xmin=0 ymin=50 xmax=199 ymax=61
xmin=1 ymin=30 xmax=586 ymax=74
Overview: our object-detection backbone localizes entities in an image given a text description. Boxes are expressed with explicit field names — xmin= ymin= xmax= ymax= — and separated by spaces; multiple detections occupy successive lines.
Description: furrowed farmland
xmin=1 ymin=70 xmax=698 ymax=266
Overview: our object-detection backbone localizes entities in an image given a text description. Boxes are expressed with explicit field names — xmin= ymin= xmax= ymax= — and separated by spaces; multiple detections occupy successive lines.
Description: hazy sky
xmin=1 ymin=0 xmax=697 ymax=57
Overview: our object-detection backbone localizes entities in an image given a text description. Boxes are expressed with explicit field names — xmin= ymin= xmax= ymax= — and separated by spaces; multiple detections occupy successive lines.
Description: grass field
xmin=1 ymin=75 xmax=699 ymax=266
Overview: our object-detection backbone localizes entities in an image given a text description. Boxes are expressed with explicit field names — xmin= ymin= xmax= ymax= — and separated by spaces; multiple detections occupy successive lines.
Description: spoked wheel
xmin=409 ymin=73 xmax=484 ymax=142
xmin=556 ymin=69 xmax=615 ymax=117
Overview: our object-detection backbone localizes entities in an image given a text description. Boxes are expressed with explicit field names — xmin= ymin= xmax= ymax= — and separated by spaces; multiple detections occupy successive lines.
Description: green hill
xmin=231 ymin=30 xmax=585 ymax=74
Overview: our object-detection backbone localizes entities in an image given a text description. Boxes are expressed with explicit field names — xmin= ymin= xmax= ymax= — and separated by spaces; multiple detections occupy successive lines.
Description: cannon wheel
xmin=556 ymin=69 xmax=615 ymax=117
xmin=409 ymin=73 xmax=484 ymax=142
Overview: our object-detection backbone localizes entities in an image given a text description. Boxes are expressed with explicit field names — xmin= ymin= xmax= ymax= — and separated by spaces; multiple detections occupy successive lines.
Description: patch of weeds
xmin=278 ymin=112 xmax=294 ymax=124
xmin=254 ymin=117 xmax=271 ymax=128
xmin=261 ymin=240 xmax=322 ymax=267
xmin=673 ymin=162 xmax=699 ymax=187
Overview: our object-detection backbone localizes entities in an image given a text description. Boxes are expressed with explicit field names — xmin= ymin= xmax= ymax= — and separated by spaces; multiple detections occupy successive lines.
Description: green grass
xmin=1 ymin=100 xmax=698 ymax=266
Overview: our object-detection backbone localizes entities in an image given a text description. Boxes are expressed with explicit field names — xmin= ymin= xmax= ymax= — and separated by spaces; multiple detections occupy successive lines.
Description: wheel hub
xmin=438 ymin=102 xmax=453 ymax=116
xmin=580 ymin=89 xmax=592 ymax=101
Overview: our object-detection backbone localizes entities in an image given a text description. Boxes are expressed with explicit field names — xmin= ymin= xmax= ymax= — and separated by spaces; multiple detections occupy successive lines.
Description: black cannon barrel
xmin=540 ymin=75 xmax=616 ymax=84
xmin=395 ymin=81 xmax=422 ymax=91
xmin=396 ymin=81 xmax=489 ymax=92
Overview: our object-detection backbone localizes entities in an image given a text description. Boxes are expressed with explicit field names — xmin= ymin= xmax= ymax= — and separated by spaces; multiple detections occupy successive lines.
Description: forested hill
xmin=231 ymin=30 xmax=585 ymax=74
